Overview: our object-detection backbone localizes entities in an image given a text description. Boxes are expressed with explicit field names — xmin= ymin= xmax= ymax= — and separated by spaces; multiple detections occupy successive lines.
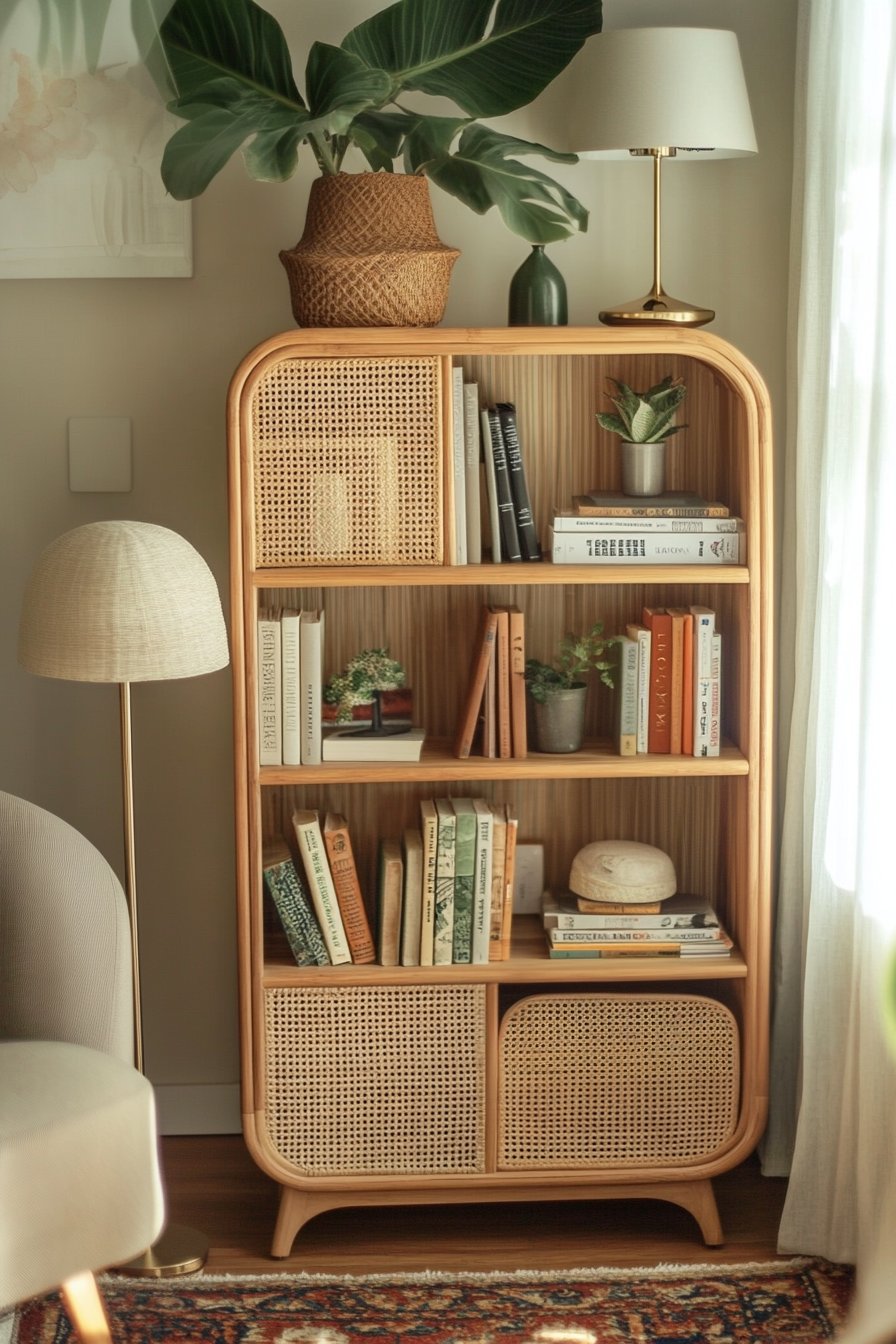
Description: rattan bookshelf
xmin=227 ymin=327 xmax=773 ymax=1258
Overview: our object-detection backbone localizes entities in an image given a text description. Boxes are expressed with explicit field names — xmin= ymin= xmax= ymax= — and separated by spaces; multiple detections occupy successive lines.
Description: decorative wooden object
xmin=227 ymin=327 xmax=773 ymax=1258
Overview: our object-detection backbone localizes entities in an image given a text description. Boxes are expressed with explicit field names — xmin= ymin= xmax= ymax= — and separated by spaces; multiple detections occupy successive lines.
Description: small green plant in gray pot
xmin=596 ymin=375 xmax=688 ymax=497
xmin=525 ymin=622 xmax=617 ymax=753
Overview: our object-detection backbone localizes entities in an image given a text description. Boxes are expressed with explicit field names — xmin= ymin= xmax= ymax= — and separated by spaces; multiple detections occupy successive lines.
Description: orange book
xmin=507 ymin=605 xmax=527 ymax=759
xmin=491 ymin=606 xmax=511 ymax=759
xmin=322 ymin=813 xmax=376 ymax=964
xmin=454 ymin=605 xmax=499 ymax=758
xmin=668 ymin=607 xmax=695 ymax=755
xmin=641 ymin=606 xmax=672 ymax=753
xmin=667 ymin=608 xmax=686 ymax=754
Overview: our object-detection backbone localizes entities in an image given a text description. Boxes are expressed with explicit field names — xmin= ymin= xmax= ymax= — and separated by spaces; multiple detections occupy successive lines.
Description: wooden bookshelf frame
xmin=227 ymin=327 xmax=773 ymax=1258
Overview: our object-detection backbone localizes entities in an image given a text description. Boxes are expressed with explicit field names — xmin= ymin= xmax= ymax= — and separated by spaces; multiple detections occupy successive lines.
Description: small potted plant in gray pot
xmin=596 ymin=375 xmax=688 ymax=496
xmin=525 ymin=622 xmax=618 ymax=753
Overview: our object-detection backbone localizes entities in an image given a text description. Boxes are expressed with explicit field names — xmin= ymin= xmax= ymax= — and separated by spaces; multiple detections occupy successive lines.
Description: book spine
xmin=454 ymin=605 xmax=499 ymax=759
xmin=549 ymin=528 xmax=741 ymax=564
xmin=292 ymin=811 xmax=351 ymax=964
xmin=499 ymin=809 xmax=518 ymax=961
xmin=485 ymin=408 xmax=523 ymax=561
xmin=433 ymin=800 xmax=456 ymax=965
xmin=418 ymin=800 xmax=438 ymax=966
xmin=679 ymin=612 xmax=695 ymax=756
xmin=616 ymin=634 xmax=638 ymax=757
xmin=668 ymin=609 xmax=684 ymax=754
xmin=496 ymin=402 xmax=541 ymax=560
xmin=299 ymin=610 xmax=323 ymax=765
xmin=280 ymin=609 xmax=301 ymax=766
xmin=322 ymin=816 xmax=376 ymax=964
xmin=507 ymin=606 xmax=527 ymax=759
xmin=625 ymin=623 xmax=651 ymax=754
xmin=400 ymin=828 xmax=423 ymax=967
xmin=492 ymin=606 xmax=511 ymax=760
xmin=480 ymin=407 xmax=502 ymax=562
xmin=463 ymin=382 xmax=482 ymax=564
xmin=451 ymin=802 xmax=477 ymax=964
xmin=470 ymin=799 xmax=493 ymax=965
xmin=376 ymin=839 xmax=403 ymax=967
xmin=487 ymin=804 xmax=507 ymax=961
xmin=552 ymin=513 xmax=742 ymax=532
xmin=692 ymin=607 xmax=716 ymax=758
xmin=257 ymin=610 xmax=282 ymax=766
xmin=262 ymin=855 xmax=330 ymax=966
xmin=547 ymin=925 xmax=726 ymax=944
xmin=451 ymin=365 xmax=467 ymax=565
xmin=708 ymin=631 xmax=722 ymax=756
xmin=643 ymin=608 xmax=672 ymax=754
xmin=573 ymin=495 xmax=730 ymax=518
xmin=543 ymin=907 xmax=719 ymax=931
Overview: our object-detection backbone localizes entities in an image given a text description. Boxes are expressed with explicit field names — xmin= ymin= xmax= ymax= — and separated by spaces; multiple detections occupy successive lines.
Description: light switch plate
xmin=68 ymin=417 xmax=132 ymax=492
xmin=512 ymin=843 xmax=545 ymax=912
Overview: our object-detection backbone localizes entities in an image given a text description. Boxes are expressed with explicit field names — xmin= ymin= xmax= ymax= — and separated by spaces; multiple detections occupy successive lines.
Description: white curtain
xmin=764 ymin=0 xmax=896 ymax=1332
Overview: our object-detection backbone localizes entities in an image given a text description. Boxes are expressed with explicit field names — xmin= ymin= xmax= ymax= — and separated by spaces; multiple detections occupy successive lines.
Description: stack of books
xmin=541 ymin=890 xmax=733 ymax=959
xmin=263 ymin=800 xmax=519 ymax=969
xmin=454 ymin=604 xmax=526 ymax=759
xmin=616 ymin=604 xmax=721 ymax=757
xmin=549 ymin=493 xmax=744 ymax=566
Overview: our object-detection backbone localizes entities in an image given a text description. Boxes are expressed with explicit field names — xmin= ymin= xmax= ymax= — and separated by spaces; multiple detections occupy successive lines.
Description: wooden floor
xmin=160 ymin=1135 xmax=789 ymax=1276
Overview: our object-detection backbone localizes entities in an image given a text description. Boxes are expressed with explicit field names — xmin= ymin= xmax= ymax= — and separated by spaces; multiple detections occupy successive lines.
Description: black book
xmin=485 ymin=407 xmax=523 ymax=561
xmin=496 ymin=402 xmax=541 ymax=561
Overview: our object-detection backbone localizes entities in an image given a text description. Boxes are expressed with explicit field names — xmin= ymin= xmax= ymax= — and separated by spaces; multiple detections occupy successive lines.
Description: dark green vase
xmin=508 ymin=245 xmax=568 ymax=326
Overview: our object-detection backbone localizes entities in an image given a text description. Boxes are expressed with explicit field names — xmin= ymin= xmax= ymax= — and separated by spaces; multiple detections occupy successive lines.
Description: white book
xmin=451 ymin=365 xmax=467 ymax=564
xmin=400 ymin=827 xmax=424 ymax=967
xmin=480 ymin=406 xmax=502 ymax=562
xmin=321 ymin=727 xmax=424 ymax=762
xmin=433 ymin=798 xmax=456 ymax=965
xmin=616 ymin=634 xmax=638 ymax=757
xmin=625 ymin=623 xmax=651 ymax=754
xmin=691 ymin=607 xmax=716 ymax=758
xmin=463 ymin=381 xmax=482 ymax=563
xmin=418 ymin=799 xmax=439 ymax=967
xmin=291 ymin=809 xmax=351 ymax=964
xmin=708 ymin=631 xmax=722 ymax=756
xmin=549 ymin=527 xmax=742 ymax=565
xmin=551 ymin=511 xmax=743 ymax=533
xmin=470 ymin=798 xmax=494 ymax=965
xmin=299 ymin=609 xmax=324 ymax=765
xmin=256 ymin=609 xmax=281 ymax=766
xmin=280 ymin=608 xmax=301 ymax=766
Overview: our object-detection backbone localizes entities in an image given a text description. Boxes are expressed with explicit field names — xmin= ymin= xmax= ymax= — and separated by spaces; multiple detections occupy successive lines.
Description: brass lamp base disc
xmin=115 ymin=1223 xmax=209 ymax=1278
xmin=599 ymin=291 xmax=715 ymax=328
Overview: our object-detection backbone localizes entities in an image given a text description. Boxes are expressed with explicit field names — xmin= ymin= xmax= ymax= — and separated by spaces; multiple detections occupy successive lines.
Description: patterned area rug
xmin=4 ymin=1258 xmax=853 ymax=1344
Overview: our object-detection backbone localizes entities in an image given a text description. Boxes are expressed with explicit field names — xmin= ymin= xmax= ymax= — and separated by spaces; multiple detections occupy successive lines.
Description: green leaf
xmin=161 ymin=106 xmax=265 ymax=197
xmin=418 ymin=122 xmax=588 ymax=243
xmin=305 ymin=43 xmax=392 ymax=128
xmin=350 ymin=110 xmax=417 ymax=170
xmin=342 ymin=0 xmax=603 ymax=118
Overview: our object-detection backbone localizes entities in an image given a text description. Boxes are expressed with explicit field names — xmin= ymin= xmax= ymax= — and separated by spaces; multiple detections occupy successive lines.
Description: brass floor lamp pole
xmin=599 ymin=149 xmax=715 ymax=327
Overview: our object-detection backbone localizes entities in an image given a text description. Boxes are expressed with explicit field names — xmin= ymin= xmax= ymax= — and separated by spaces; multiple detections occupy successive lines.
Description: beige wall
xmin=0 ymin=0 xmax=796 ymax=1130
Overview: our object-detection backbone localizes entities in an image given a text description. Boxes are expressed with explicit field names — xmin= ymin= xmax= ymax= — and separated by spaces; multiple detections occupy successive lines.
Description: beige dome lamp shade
xmin=17 ymin=521 xmax=229 ymax=1279
xmin=560 ymin=27 xmax=758 ymax=326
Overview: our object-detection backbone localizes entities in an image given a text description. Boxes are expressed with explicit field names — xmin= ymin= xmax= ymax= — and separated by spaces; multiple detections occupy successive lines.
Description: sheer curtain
xmin=764 ymin=0 xmax=896 ymax=1332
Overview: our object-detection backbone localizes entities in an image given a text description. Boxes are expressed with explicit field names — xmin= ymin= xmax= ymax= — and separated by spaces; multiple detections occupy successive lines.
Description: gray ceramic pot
xmin=531 ymin=685 xmax=587 ymax=753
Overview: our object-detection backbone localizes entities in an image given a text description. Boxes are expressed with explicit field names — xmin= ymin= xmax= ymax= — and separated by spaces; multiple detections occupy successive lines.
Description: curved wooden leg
xmin=60 ymin=1271 xmax=112 ymax=1344
xmin=271 ymin=1186 xmax=331 ymax=1258
xmin=669 ymin=1178 xmax=724 ymax=1246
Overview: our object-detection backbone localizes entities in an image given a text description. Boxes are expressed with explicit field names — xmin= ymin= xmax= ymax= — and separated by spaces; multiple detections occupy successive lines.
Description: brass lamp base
xmin=115 ymin=1222 xmax=209 ymax=1278
xmin=599 ymin=289 xmax=715 ymax=327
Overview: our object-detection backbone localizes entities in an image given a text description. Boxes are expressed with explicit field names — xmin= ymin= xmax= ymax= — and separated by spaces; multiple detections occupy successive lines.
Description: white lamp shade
xmin=565 ymin=28 xmax=757 ymax=159
xmin=18 ymin=521 xmax=230 ymax=683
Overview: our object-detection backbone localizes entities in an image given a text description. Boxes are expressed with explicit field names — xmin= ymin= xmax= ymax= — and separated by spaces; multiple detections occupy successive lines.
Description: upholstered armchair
xmin=0 ymin=792 xmax=165 ymax=1341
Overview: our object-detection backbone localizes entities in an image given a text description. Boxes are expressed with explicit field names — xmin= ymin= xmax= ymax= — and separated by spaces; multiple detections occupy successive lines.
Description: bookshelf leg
xmin=271 ymin=1186 xmax=321 ymax=1258
xmin=674 ymin=1178 xmax=724 ymax=1246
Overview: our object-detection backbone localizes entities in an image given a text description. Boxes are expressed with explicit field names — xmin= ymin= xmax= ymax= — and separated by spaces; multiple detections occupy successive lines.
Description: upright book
xmin=487 ymin=803 xmax=507 ymax=960
xmin=280 ymin=608 xmax=302 ymax=766
xmin=291 ymin=808 xmax=351 ymax=964
xmin=625 ymin=621 xmax=651 ymax=754
xmin=256 ymin=608 xmax=281 ymax=766
xmin=400 ymin=827 xmax=424 ymax=967
xmin=450 ymin=365 xmax=467 ymax=565
xmin=642 ymin=606 xmax=672 ymax=754
xmin=450 ymin=798 xmax=477 ymax=964
xmin=322 ymin=812 xmax=376 ymax=964
xmin=495 ymin=402 xmax=540 ymax=561
xmin=376 ymin=838 xmax=404 ymax=967
xmin=615 ymin=634 xmax=639 ymax=757
xmin=299 ymin=609 xmax=324 ymax=765
xmin=261 ymin=837 xmax=329 ymax=966
xmin=463 ymin=381 xmax=482 ymax=564
xmin=479 ymin=407 xmax=502 ymax=562
xmin=454 ymin=605 xmax=499 ymax=758
xmin=491 ymin=605 xmax=512 ymax=759
xmin=484 ymin=407 xmax=523 ymax=561
xmin=418 ymin=798 xmax=439 ymax=966
xmin=507 ymin=605 xmax=527 ymax=758
xmin=433 ymin=798 xmax=457 ymax=965
xmin=470 ymin=798 xmax=494 ymax=965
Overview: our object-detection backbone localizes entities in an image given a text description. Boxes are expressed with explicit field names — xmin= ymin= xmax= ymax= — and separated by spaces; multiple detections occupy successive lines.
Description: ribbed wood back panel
xmin=498 ymin=993 xmax=739 ymax=1168
xmin=248 ymin=356 xmax=443 ymax=566
xmin=263 ymin=984 xmax=487 ymax=1175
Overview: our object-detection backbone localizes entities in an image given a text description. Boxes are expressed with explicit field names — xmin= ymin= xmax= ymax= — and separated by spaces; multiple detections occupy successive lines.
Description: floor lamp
xmin=18 ymin=520 xmax=230 ymax=1277
xmin=561 ymin=28 xmax=757 ymax=326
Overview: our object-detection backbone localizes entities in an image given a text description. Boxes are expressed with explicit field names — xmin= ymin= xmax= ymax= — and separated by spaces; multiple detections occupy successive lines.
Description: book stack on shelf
xmin=454 ymin=604 xmax=526 ymax=759
xmin=549 ymin=493 xmax=744 ymax=565
xmin=255 ymin=608 xmax=424 ymax=764
xmin=263 ymin=800 xmax=518 ymax=968
xmin=616 ymin=604 xmax=721 ymax=758
xmin=449 ymin=365 xmax=540 ymax=565
xmin=541 ymin=890 xmax=733 ymax=960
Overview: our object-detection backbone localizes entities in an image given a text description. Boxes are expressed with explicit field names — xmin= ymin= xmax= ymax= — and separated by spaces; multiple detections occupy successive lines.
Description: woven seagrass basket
xmin=280 ymin=172 xmax=460 ymax=328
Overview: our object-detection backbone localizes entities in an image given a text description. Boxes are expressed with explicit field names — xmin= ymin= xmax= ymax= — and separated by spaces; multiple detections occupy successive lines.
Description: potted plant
xmin=596 ymin=375 xmax=688 ymax=497
xmin=323 ymin=648 xmax=408 ymax=735
xmin=524 ymin=621 xmax=617 ymax=753
xmin=150 ymin=0 xmax=602 ymax=325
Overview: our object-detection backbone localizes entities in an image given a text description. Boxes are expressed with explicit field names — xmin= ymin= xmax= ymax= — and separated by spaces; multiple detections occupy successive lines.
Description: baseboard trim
xmin=154 ymin=1083 xmax=242 ymax=1135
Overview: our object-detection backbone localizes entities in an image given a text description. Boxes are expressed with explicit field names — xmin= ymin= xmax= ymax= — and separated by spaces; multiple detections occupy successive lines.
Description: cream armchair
xmin=0 ymin=792 xmax=165 ymax=1342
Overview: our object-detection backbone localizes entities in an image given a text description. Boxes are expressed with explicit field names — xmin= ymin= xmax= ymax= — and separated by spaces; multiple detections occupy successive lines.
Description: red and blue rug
xmin=6 ymin=1257 xmax=853 ymax=1343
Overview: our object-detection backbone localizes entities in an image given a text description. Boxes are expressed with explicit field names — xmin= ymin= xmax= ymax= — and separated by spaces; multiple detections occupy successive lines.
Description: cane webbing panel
xmin=498 ymin=993 xmax=739 ymax=1169
xmin=264 ymin=984 xmax=486 ymax=1176
xmin=249 ymin=356 xmax=443 ymax=566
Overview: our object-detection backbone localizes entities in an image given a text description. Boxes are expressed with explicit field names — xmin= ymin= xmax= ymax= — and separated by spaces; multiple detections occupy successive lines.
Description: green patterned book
xmin=450 ymin=798 xmax=477 ymax=964
xmin=433 ymin=798 xmax=456 ymax=966
xmin=262 ymin=838 xmax=330 ymax=966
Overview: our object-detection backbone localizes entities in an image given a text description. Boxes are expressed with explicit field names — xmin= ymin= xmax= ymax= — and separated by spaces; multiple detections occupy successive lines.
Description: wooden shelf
xmin=252 ymin=562 xmax=750 ymax=590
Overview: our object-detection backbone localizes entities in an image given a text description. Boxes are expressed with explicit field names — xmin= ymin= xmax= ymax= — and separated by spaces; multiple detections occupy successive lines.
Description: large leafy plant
xmin=152 ymin=0 xmax=603 ymax=244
